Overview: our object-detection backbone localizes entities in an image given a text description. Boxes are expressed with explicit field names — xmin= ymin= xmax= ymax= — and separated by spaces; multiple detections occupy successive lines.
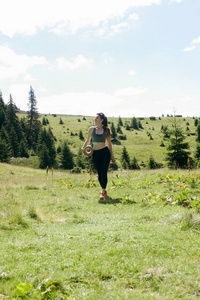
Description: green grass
xmin=16 ymin=113 xmax=198 ymax=169
xmin=1 ymin=163 xmax=200 ymax=299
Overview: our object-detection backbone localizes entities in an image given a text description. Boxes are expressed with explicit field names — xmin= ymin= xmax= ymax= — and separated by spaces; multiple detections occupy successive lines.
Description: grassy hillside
xmin=0 ymin=163 xmax=200 ymax=299
xmin=17 ymin=113 xmax=198 ymax=169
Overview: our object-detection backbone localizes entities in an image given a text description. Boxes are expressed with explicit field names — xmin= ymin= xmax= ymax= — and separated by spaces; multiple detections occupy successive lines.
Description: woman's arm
xmin=107 ymin=133 xmax=114 ymax=163
xmin=81 ymin=127 xmax=93 ymax=151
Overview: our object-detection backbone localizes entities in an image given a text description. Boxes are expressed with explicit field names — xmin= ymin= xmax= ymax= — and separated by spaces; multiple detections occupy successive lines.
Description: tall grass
xmin=1 ymin=163 xmax=200 ymax=298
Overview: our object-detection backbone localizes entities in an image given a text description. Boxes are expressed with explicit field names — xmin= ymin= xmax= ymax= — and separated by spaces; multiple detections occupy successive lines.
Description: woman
xmin=82 ymin=113 xmax=114 ymax=199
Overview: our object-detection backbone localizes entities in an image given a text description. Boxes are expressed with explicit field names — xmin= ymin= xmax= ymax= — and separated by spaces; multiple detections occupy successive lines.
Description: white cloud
xmin=56 ymin=55 xmax=93 ymax=72
xmin=5 ymin=84 xmax=30 ymax=108
xmin=24 ymin=74 xmax=38 ymax=82
xmin=96 ymin=13 xmax=139 ymax=38
xmin=110 ymin=22 xmax=129 ymax=34
xmin=128 ymin=13 xmax=140 ymax=21
xmin=183 ymin=46 xmax=196 ymax=52
xmin=129 ymin=70 xmax=137 ymax=76
xmin=192 ymin=36 xmax=200 ymax=44
xmin=0 ymin=0 xmax=161 ymax=37
xmin=0 ymin=46 xmax=48 ymax=80
xmin=114 ymin=86 xmax=148 ymax=97
xmin=169 ymin=0 xmax=183 ymax=4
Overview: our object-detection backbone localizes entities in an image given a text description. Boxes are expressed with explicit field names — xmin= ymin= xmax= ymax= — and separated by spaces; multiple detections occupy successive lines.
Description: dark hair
xmin=97 ymin=112 xmax=111 ymax=136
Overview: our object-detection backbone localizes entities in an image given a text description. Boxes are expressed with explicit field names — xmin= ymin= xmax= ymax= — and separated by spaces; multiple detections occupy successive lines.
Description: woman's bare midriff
xmin=93 ymin=142 xmax=107 ymax=151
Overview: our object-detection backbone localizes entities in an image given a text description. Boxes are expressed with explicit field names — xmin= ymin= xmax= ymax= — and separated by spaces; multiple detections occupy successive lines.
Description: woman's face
xmin=95 ymin=114 xmax=103 ymax=126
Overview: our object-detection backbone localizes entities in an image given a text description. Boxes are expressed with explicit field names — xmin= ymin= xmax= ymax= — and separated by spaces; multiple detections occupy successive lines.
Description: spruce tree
xmin=9 ymin=127 xmax=20 ymax=157
xmin=138 ymin=120 xmax=143 ymax=129
xmin=59 ymin=141 xmax=74 ymax=169
xmin=79 ymin=130 xmax=84 ymax=140
xmin=27 ymin=86 xmax=41 ymax=149
xmin=19 ymin=140 xmax=29 ymax=158
xmin=75 ymin=147 xmax=85 ymax=169
xmin=38 ymin=143 xmax=51 ymax=169
xmin=196 ymin=124 xmax=200 ymax=142
xmin=111 ymin=122 xmax=117 ymax=139
xmin=194 ymin=119 xmax=199 ymax=126
xmin=5 ymin=95 xmax=27 ymax=157
xmin=0 ymin=137 xmax=11 ymax=162
xmin=121 ymin=146 xmax=130 ymax=169
xmin=37 ymin=127 xmax=56 ymax=168
xmin=117 ymin=122 xmax=123 ymax=134
xmin=131 ymin=117 xmax=138 ymax=130
xmin=118 ymin=116 xmax=123 ymax=127
xmin=0 ymin=91 xmax=6 ymax=129
xmin=166 ymin=116 xmax=190 ymax=169
xmin=130 ymin=157 xmax=140 ymax=170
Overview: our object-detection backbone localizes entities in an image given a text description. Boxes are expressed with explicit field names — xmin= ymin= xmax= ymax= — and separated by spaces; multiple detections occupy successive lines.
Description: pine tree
xmin=79 ymin=130 xmax=84 ymax=140
xmin=138 ymin=120 xmax=143 ymax=129
xmin=27 ymin=86 xmax=41 ymax=149
xmin=130 ymin=157 xmax=140 ymax=170
xmin=42 ymin=117 xmax=47 ymax=126
xmin=121 ymin=146 xmax=130 ymax=169
xmin=59 ymin=141 xmax=74 ymax=169
xmin=4 ymin=95 xmax=27 ymax=157
xmin=9 ymin=126 xmax=20 ymax=157
xmin=117 ymin=122 xmax=123 ymax=134
xmin=111 ymin=122 xmax=117 ymax=139
xmin=131 ymin=117 xmax=138 ymax=130
xmin=166 ymin=116 xmax=190 ymax=169
xmin=59 ymin=118 xmax=64 ymax=124
xmin=0 ymin=91 xmax=6 ymax=129
xmin=148 ymin=155 xmax=157 ymax=169
xmin=75 ymin=147 xmax=85 ymax=169
xmin=19 ymin=140 xmax=29 ymax=158
xmin=195 ymin=144 xmax=200 ymax=161
xmin=38 ymin=143 xmax=51 ymax=169
xmin=118 ymin=116 xmax=123 ymax=126
xmin=37 ymin=127 xmax=56 ymax=168
xmin=196 ymin=124 xmax=200 ymax=142
xmin=0 ymin=137 xmax=11 ymax=162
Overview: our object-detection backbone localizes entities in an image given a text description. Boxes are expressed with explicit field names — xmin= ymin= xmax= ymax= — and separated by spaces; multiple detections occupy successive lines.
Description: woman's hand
xmin=110 ymin=156 xmax=114 ymax=164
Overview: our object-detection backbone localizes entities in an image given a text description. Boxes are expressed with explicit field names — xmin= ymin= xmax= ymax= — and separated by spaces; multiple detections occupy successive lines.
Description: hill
xmin=15 ymin=113 xmax=198 ymax=169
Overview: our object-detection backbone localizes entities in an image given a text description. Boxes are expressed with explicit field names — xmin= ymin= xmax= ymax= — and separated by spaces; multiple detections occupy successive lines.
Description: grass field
xmin=1 ymin=163 xmax=200 ymax=299
xmin=15 ymin=113 xmax=198 ymax=169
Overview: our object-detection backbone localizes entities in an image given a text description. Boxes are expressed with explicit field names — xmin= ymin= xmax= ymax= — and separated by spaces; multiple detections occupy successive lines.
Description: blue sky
xmin=0 ymin=0 xmax=200 ymax=117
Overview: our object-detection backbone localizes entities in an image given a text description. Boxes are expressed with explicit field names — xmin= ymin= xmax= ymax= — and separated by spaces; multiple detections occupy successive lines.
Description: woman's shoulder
xmin=89 ymin=126 xmax=95 ymax=132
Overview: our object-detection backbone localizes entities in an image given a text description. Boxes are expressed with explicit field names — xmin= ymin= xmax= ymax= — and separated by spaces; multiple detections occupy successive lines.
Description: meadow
xmin=1 ymin=162 xmax=200 ymax=299
xmin=13 ymin=113 xmax=198 ymax=169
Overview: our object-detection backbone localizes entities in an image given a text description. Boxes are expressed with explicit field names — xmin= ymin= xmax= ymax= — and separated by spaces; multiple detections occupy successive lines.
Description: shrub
xmin=70 ymin=166 xmax=82 ymax=173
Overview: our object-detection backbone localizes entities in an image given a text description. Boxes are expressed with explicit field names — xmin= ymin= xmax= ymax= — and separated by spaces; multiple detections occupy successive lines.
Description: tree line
xmin=0 ymin=87 xmax=75 ymax=169
xmin=1 ymin=87 xmax=200 ymax=171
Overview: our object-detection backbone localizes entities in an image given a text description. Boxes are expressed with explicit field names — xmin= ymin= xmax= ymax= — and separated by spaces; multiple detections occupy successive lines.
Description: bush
xmin=147 ymin=156 xmax=163 ymax=169
xmin=118 ymin=135 xmax=127 ymax=140
xmin=70 ymin=167 xmax=82 ymax=173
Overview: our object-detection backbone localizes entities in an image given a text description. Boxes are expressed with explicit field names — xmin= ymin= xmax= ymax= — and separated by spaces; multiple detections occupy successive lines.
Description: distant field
xmin=18 ymin=113 xmax=198 ymax=169
xmin=0 ymin=163 xmax=200 ymax=299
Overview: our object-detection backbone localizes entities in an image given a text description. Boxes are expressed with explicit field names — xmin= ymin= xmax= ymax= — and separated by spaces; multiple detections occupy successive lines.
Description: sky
xmin=0 ymin=0 xmax=200 ymax=117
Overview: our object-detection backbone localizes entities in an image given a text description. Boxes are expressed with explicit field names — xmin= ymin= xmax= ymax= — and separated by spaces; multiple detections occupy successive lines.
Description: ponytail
xmin=97 ymin=112 xmax=111 ymax=137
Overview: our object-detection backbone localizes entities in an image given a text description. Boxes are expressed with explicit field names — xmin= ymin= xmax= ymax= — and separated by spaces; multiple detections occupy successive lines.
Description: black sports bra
xmin=92 ymin=127 xmax=106 ymax=143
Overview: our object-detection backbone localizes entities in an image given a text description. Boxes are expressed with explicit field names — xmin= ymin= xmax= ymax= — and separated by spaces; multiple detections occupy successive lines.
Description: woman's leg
xmin=92 ymin=150 xmax=103 ymax=187
xmin=92 ymin=147 xmax=111 ymax=189
xmin=99 ymin=147 xmax=111 ymax=189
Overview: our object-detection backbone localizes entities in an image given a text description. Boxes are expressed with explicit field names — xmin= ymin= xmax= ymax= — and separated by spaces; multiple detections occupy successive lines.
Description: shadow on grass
xmin=98 ymin=196 xmax=122 ymax=204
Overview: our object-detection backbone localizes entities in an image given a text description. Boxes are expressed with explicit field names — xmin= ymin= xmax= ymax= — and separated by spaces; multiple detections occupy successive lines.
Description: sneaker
xmin=99 ymin=190 xmax=107 ymax=199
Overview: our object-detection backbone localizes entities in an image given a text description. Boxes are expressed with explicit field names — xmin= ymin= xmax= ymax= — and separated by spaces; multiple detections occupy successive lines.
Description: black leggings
xmin=92 ymin=147 xmax=111 ymax=189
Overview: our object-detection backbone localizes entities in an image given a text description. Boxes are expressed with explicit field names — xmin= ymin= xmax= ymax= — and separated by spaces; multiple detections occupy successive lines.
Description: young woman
xmin=82 ymin=113 xmax=114 ymax=199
